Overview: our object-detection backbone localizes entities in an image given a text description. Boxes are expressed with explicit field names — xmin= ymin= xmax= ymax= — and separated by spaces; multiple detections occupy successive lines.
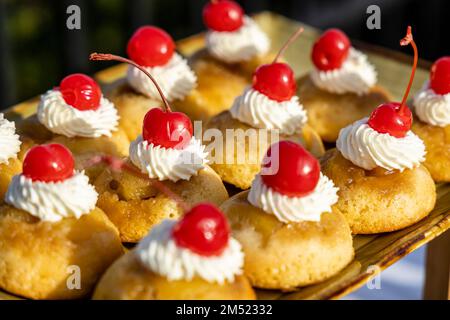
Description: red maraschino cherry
xmin=59 ymin=73 xmax=102 ymax=111
xmin=261 ymin=141 xmax=320 ymax=197
xmin=90 ymin=53 xmax=193 ymax=149
xmin=368 ymin=26 xmax=417 ymax=138
xmin=172 ymin=203 xmax=230 ymax=256
xmin=430 ymin=56 xmax=450 ymax=95
xmin=203 ymin=0 xmax=244 ymax=32
xmin=127 ymin=26 xmax=175 ymax=67
xmin=252 ymin=27 xmax=304 ymax=102
xmin=23 ymin=144 xmax=74 ymax=183
xmin=311 ymin=28 xmax=350 ymax=71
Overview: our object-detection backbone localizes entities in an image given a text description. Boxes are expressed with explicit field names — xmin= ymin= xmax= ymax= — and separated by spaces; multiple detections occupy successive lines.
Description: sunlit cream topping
xmin=127 ymin=53 xmax=197 ymax=102
xmin=37 ymin=89 xmax=119 ymax=138
xmin=5 ymin=171 xmax=98 ymax=222
xmin=135 ymin=219 xmax=244 ymax=284
xmin=248 ymin=173 xmax=338 ymax=223
xmin=336 ymin=118 xmax=425 ymax=171
xmin=229 ymin=87 xmax=307 ymax=135
xmin=129 ymin=135 xmax=208 ymax=182
xmin=310 ymin=48 xmax=377 ymax=95
xmin=206 ymin=16 xmax=270 ymax=63
xmin=0 ymin=113 xmax=21 ymax=165
xmin=413 ymin=81 xmax=450 ymax=127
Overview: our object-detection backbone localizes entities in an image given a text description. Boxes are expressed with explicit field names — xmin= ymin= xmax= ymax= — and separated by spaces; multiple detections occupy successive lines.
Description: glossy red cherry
xmin=368 ymin=103 xmax=412 ymax=138
xmin=127 ymin=26 xmax=175 ymax=67
xmin=23 ymin=144 xmax=74 ymax=183
xmin=203 ymin=0 xmax=244 ymax=32
xmin=59 ymin=74 xmax=101 ymax=111
xmin=252 ymin=63 xmax=297 ymax=102
xmin=261 ymin=141 xmax=320 ymax=197
xmin=312 ymin=28 xmax=350 ymax=71
xmin=142 ymin=108 xmax=193 ymax=149
xmin=172 ymin=203 xmax=230 ymax=256
xmin=430 ymin=56 xmax=450 ymax=95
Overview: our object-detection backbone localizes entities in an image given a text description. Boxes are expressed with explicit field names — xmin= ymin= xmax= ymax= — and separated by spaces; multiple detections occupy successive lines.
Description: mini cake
xmin=221 ymin=141 xmax=354 ymax=290
xmin=0 ymin=144 xmax=123 ymax=299
xmin=18 ymin=73 xmax=129 ymax=180
xmin=107 ymin=26 xmax=197 ymax=140
xmin=411 ymin=56 xmax=450 ymax=182
xmin=204 ymin=28 xmax=324 ymax=189
xmin=297 ymin=28 xmax=391 ymax=142
xmin=0 ymin=113 xmax=22 ymax=201
xmin=91 ymin=53 xmax=228 ymax=242
xmin=321 ymin=27 xmax=436 ymax=234
xmin=173 ymin=0 xmax=273 ymax=121
xmin=93 ymin=203 xmax=255 ymax=300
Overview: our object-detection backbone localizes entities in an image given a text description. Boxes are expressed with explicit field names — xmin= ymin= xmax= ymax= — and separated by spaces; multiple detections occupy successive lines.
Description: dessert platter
xmin=0 ymin=4 xmax=449 ymax=300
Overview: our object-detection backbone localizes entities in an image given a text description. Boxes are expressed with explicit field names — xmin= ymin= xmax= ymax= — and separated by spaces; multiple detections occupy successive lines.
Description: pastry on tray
xmin=220 ymin=141 xmax=354 ymax=290
xmin=0 ymin=144 xmax=123 ymax=299
xmin=90 ymin=53 xmax=228 ymax=243
xmin=411 ymin=56 xmax=450 ymax=182
xmin=297 ymin=28 xmax=391 ymax=142
xmin=17 ymin=73 xmax=129 ymax=180
xmin=107 ymin=26 xmax=197 ymax=140
xmin=321 ymin=27 xmax=436 ymax=234
xmin=93 ymin=203 xmax=255 ymax=300
xmin=173 ymin=0 xmax=273 ymax=121
xmin=203 ymin=28 xmax=324 ymax=189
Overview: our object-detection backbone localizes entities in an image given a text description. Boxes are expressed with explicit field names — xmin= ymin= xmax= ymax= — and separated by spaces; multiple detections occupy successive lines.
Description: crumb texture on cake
xmin=93 ymin=251 xmax=255 ymax=300
xmin=321 ymin=149 xmax=436 ymax=234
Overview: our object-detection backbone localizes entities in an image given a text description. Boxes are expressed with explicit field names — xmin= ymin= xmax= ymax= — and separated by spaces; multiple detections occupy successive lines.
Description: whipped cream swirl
xmin=127 ymin=53 xmax=197 ymax=102
xmin=337 ymin=118 xmax=426 ymax=171
xmin=230 ymin=87 xmax=307 ymax=135
xmin=206 ymin=16 xmax=270 ymax=63
xmin=136 ymin=219 xmax=244 ymax=284
xmin=413 ymin=81 xmax=450 ymax=127
xmin=310 ymin=48 xmax=377 ymax=95
xmin=248 ymin=174 xmax=338 ymax=223
xmin=0 ymin=113 xmax=21 ymax=165
xmin=38 ymin=89 xmax=119 ymax=138
xmin=5 ymin=171 xmax=98 ymax=222
xmin=129 ymin=135 xmax=207 ymax=182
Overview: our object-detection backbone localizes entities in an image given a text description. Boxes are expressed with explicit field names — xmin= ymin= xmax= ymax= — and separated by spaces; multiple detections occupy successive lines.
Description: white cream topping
xmin=5 ymin=171 xmax=98 ymax=222
xmin=413 ymin=81 xmax=450 ymax=127
xmin=310 ymin=48 xmax=377 ymax=95
xmin=206 ymin=16 xmax=270 ymax=63
xmin=136 ymin=219 xmax=244 ymax=284
xmin=248 ymin=174 xmax=338 ymax=223
xmin=37 ymin=89 xmax=119 ymax=138
xmin=127 ymin=53 xmax=197 ymax=102
xmin=129 ymin=135 xmax=207 ymax=182
xmin=336 ymin=118 xmax=426 ymax=171
xmin=0 ymin=113 xmax=21 ymax=165
xmin=229 ymin=87 xmax=307 ymax=135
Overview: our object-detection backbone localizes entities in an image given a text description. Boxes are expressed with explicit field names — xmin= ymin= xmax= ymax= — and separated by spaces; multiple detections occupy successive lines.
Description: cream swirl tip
xmin=0 ymin=113 xmax=21 ymax=165
xmin=413 ymin=81 xmax=450 ymax=127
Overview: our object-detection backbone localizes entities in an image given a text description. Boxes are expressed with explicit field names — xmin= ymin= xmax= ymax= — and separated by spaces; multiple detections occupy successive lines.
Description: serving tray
xmin=2 ymin=12 xmax=449 ymax=300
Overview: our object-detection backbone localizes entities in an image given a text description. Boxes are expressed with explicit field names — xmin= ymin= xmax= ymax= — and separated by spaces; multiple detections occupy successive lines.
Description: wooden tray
xmin=2 ymin=12 xmax=449 ymax=300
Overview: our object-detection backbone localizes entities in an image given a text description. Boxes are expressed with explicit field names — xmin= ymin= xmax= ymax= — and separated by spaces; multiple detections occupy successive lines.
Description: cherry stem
xmin=89 ymin=53 xmax=172 ymax=112
xmin=272 ymin=26 xmax=304 ymax=63
xmin=398 ymin=26 xmax=417 ymax=114
xmin=84 ymin=155 xmax=190 ymax=212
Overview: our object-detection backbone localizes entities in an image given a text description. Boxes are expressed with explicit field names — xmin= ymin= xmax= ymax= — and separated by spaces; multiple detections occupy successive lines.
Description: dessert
xmin=173 ymin=0 xmax=273 ymax=121
xmin=107 ymin=26 xmax=197 ymax=140
xmin=411 ymin=56 xmax=450 ymax=182
xmin=0 ymin=144 xmax=123 ymax=299
xmin=297 ymin=28 xmax=391 ymax=142
xmin=321 ymin=27 xmax=436 ymax=234
xmin=221 ymin=141 xmax=354 ymax=290
xmin=204 ymin=28 xmax=324 ymax=189
xmin=93 ymin=203 xmax=255 ymax=300
xmin=90 ymin=53 xmax=228 ymax=242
